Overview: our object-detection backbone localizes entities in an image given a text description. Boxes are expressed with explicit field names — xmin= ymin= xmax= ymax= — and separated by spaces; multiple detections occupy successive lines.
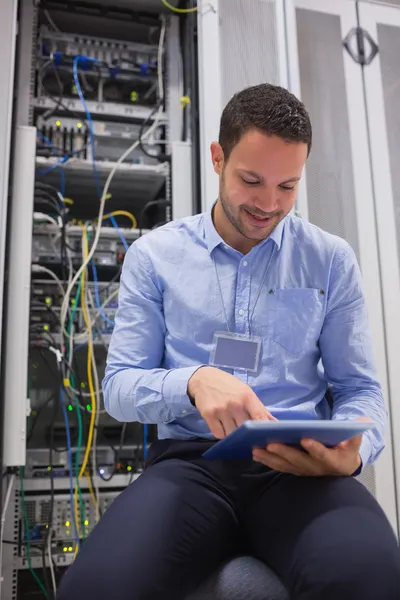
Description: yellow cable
xmin=102 ymin=210 xmax=137 ymax=229
xmin=85 ymin=470 xmax=98 ymax=512
xmin=161 ymin=0 xmax=198 ymax=13
xmin=73 ymin=226 xmax=97 ymax=559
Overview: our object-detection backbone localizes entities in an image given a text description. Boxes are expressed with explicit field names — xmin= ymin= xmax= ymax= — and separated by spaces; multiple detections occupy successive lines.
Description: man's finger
xmin=246 ymin=395 xmax=277 ymax=421
xmin=253 ymin=449 xmax=301 ymax=474
xmin=208 ymin=418 xmax=226 ymax=439
xmin=338 ymin=432 xmax=363 ymax=451
xmin=301 ymin=439 xmax=334 ymax=462
xmin=221 ymin=415 xmax=238 ymax=436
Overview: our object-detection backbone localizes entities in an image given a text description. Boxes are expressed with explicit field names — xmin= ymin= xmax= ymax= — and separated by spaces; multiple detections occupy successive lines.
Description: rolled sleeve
xmin=162 ymin=365 xmax=205 ymax=419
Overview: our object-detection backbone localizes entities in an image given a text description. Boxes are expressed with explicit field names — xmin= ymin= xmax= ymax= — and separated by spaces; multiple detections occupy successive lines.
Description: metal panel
xmin=359 ymin=0 xmax=400 ymax=534
xmin=171 ymin=141 xmax=193 ymax=219
xmin=0 ymin=0 xmax=18 ymax=375
xmin=286 ymin=0 xmax=398 ymax=534
xmin=2 ymin=127 xmax=37 ymax=467
xmin=296 ymin=7 xmax=359 ymax=256
xmin=219 ymin=0 xmax=283 ymax=106
xmin=166 ymin=16 xmax=185 ymax=144
xmin=15 ymin=0 xmax=36 ymax=127
xmin=197 ymin=0 xmax=288 ymax=212
xmin=197 ymin=0 xmax=223 ymax=212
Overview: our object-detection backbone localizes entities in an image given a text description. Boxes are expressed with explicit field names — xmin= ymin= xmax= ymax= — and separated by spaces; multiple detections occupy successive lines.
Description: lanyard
xmin=213 ymin=245 xmax=276 ymax=334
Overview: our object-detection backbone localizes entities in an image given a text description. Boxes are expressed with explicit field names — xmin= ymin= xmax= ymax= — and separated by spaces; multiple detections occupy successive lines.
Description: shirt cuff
xmin=358 ymin=433 xmax=373 ymax=471
xmin=162 ymin=366 xmax=205 ymax=420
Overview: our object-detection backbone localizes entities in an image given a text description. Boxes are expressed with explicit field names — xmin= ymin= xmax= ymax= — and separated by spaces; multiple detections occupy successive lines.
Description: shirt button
xmin=243 ymin=261 xmax=248 ymax=267
xmin=238 ymin=309 xmax=245 ymax=316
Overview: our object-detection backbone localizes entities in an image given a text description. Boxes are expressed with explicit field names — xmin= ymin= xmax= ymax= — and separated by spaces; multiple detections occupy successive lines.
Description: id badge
xmin=210 ymin=331 xmax=262 ymax=372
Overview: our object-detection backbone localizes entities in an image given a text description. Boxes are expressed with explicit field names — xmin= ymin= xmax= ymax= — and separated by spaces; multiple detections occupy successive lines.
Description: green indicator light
xmin=86 ymin=404 xmax=91 ymax=412
xmin=68 ymin=405 xmax=73 ymax=412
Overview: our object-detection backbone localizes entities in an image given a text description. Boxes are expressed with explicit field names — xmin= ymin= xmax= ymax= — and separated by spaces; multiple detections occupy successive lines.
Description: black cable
xmin=138 ymin=105 xmax=169 ymax=163
xmin=26 ymin=391 xmax=58 ymax=445
xmin=139 ymin=199 xmax=171 ymax=236
xmin=34 ymin=198 xmax=63 ymax=216
xmin=98 ymin=423 xmax=127 ymax=482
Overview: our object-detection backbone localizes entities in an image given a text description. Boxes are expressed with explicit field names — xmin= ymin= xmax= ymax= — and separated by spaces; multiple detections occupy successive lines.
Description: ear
xmin=210 ymin=141 xmax=224 ymax=175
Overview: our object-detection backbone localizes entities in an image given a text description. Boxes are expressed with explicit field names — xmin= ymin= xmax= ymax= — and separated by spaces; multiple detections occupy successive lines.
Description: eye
xmin=279 ymin=184 xmax=296 ymax=191
xmin=241 ymin=177 xmax=259 ymax=186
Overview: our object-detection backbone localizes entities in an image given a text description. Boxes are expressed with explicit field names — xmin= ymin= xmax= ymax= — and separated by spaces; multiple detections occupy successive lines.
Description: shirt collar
xmin=203 ymin=204 xmax=286 ymax=255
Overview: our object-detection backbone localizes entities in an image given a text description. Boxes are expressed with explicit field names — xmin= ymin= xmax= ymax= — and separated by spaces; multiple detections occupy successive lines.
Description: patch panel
xmin=37 ymin=26 xmax=161 ymax=111
xmin=36 ymin=115 xmax=163 ymax=164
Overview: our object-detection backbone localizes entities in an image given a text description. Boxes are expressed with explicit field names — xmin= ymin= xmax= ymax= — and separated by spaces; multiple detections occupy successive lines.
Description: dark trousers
xmin=57 ymin=439 xmax=400 ymax=600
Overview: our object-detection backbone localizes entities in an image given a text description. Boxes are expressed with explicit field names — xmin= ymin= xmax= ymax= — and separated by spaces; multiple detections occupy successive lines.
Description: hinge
xmin=343 ymin=27 xmax=379 ymax=66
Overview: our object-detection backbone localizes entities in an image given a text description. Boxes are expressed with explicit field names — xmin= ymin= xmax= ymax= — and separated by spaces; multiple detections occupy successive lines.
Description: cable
xmin=161 ymin=0 xmax=198 ymax=13
xmin=32 ymin=265 xmax=65 ymax=299
xmin=102 ymin=210 xmax=137 ymax=229
xmin=59 ymin=114 xmax=163 ymax=335
xmin=59 ymin=384 xmax=80 ymax=552
xmin=19 ymin=467 xmax=50 ymax=599
xmin=73 ymin=226 xmax=97 ymax=558
xmin=44 ymin=9 xmax=60 ymax=32
xmin=84 ymin=471 xmax=98 ymax=513
xmin=158 ymin=16 xmax=166 ymax=104
xmin=139 ymin=199 xmax=171 ymax=235
xmin=107 ymin=214 xmax=129 ymax=252
xmin=33 ymin=212 xmax=60 ymax=227
xmin=47 ymin=534 xmax=56 ymax=596
xmin=84 ymin=263 xmax=101 ymax=521
xmin=36 ymin=130 xmax=66 ymax=196
xmin=65 ymin=322 xmax=86 ymax=535
xmin=98 ymin=424 xmax=127 ymax=482
xmin=0 ymin=474 xmax=15 ymax=597
xmin=91 ymin=263 xmax=115 ymax=328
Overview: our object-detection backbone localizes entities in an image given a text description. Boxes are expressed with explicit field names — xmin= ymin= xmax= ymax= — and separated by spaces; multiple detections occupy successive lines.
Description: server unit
xmin=0 ymin=0 xmax=196 ymax=598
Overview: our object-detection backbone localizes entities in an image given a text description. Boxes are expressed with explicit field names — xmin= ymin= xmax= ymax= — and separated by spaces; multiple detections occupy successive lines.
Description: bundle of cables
xmin=27 ymin=16 xmax=169 ymax=593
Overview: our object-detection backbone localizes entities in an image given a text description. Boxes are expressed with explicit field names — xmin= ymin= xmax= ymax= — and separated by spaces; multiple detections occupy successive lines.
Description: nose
xmin=256 ymin=188 xmax=279 ymax=214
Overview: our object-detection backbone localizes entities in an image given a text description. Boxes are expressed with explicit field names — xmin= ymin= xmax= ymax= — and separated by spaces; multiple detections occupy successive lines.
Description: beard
xmin=219 ymin=170 xmax=281 ymax=242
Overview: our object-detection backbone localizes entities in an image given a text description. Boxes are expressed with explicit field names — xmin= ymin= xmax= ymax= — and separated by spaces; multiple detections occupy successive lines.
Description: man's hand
xmin=252 ymin=432 xmax=363 ymax=477
xmin=187 ymin=366 xmax=276 ymax=438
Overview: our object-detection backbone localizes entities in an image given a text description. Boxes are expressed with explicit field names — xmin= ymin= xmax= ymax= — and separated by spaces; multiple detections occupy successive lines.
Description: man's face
xmin=211 ymin=129 xmax=308 ymax=245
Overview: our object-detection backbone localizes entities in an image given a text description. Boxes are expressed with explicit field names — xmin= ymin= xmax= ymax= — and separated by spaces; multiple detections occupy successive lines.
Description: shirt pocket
xmin=262 ymin=288 xmax=324 ymax=356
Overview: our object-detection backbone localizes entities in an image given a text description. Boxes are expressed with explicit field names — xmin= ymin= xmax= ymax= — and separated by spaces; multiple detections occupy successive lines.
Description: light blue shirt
xmin=103 ymin=210 xmax=386 ymax=467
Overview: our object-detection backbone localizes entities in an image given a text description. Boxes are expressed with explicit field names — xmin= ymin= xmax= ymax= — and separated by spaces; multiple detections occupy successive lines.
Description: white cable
xmin=33 ymin=212 xmax=60 ymax=227
xmin=0 ymin=474 xmax=16 ymax=593
xmin=83 ymin=269 xmax=101 ymax=519
xmin=72 ymin=287 xmax=119 ymax=344
xmin=32 ymin=265 xmax=66 ymax=299
xmin=59 ymin=117 xmax=162 ymax=336
xmin=59 ymin=15 xmax=166 ymax=334
xmin=47 ymin=532 xmax=57 ymax=595
xmin=44 ymin=9 xmax=60 ymax=32
xmin=158 ymin=16 xmax=166 ymax=103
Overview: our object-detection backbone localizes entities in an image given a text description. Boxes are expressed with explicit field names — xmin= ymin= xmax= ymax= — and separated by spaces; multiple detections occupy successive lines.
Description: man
xmin=58 ymin=84 xmax=400 ymax=599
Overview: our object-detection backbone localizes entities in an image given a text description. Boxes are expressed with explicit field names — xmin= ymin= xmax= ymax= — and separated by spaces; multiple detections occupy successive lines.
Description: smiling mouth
xmin=243 ymin=208 xmax=273 ymax=225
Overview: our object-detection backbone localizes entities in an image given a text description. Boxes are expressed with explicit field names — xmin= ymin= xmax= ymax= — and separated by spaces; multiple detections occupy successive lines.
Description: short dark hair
xmin=219 ymin=83 xmax=312 ymax=160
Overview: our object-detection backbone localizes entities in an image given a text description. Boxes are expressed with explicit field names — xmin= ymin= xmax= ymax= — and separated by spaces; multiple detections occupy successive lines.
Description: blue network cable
xmin=72 ymin=56 xmax=130 ymax=253
xmin=36 ymin=131 xmax=66 ymax=197
xmin=107 ymin=213 xmax=129 ymax=251
xmin=60 ymin=385 xmax=80 ymax=550
xmin=91 ymin=261 xmax=115 ymax=328
xmin=72 ymin=55 xmax=102 ymax=199
xmin=73 ymin=54 xmax=146 ymax=461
